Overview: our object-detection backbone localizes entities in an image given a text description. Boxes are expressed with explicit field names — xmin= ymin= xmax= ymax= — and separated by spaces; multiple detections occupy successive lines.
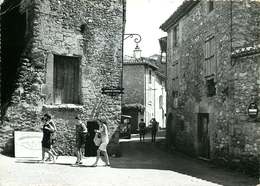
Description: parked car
xmin=119 ymin=115 xmax=132 ymax=139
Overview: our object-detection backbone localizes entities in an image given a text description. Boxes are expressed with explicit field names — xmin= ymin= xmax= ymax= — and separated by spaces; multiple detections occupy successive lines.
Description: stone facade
xmin=161 ymin=1 xmax=260 ymax=175
xmin=0 ymin=0 xmax=125 ymax=156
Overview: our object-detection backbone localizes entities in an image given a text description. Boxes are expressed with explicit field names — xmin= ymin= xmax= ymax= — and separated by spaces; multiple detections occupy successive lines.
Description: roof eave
xmin=160 ymin=0 xmax=200 ymax=32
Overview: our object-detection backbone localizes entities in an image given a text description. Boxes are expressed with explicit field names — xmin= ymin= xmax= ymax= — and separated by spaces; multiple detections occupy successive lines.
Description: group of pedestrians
xmin=41 ymin=113 xmax=110 ymax=167
xmin=138 ymin=118 xmax=159 ymax=143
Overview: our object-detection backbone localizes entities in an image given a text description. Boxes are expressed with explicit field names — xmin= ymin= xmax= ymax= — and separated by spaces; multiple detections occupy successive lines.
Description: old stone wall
xmin=0 ymin=0 xmax=124 ymax=156
xmin=165 ymin=1 xmax=260 ymax=174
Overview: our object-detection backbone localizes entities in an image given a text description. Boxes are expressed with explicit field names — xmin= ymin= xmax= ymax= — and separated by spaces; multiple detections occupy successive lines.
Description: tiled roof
xmin=231 ymin=44 xmax=260 ymax=58
xmin=124 ymin=56 xmax=158 ymax=70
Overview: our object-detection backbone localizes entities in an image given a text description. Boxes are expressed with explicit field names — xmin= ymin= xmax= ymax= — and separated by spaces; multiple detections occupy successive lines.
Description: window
xmin=172 ymin=62 xmax=179 ymax=91
xmin=173 ymin=24 xmax=179 ymax=47
xmin=159 ymin=95 xmax=163 ymax=109
xmin=54 ymin=55 xmax=80 ymax=104
xmin=206 ymin=78 xmax=216 ymax=97
xmin=149 ymin=70 xmax=152 ymax=84
xmin=208 ymin=1 xmax=214 ymax=13
xmin=204 ymin=36 xmax=216 ymax=77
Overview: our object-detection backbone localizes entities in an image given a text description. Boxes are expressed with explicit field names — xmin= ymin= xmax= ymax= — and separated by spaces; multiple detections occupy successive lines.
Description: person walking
xmin=150 ymin=118 xmax=159 ymax=143
xmin=75 ymin=116 xmax=88 ymax=165
xmin=41 ymin=113 xmax=56 ymax=163
xmin=49 ymin=121 xmax=58 ymax=159
xmin=92 ymin=120 xmax=110 ymax=167
xmin=46 ymin=115 xmax=59 ymax=161
xmin=138 ymin=119 xmax=146 ymax=142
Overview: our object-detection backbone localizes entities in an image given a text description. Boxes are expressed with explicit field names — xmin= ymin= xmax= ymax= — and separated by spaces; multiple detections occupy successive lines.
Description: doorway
xmin=85 ymin=120 xmax=99 ymax=157
xmin=198 ymin=113 xmax=210 ymax=159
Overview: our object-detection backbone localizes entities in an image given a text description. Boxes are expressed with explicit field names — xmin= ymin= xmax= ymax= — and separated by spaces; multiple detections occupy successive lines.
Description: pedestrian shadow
xmin=111 ymin=138 xmax=257 ymax=186
xmin=14 ymin=160 xmax=93 ymax=167
xmin=15 ymin=159 xmax=41 ymax=164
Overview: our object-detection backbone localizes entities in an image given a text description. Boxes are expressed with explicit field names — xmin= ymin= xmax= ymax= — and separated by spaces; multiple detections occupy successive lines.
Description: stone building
xmin=122 ymin=55 xmax=166 ymax=132
xmin=0 ymin=0 xmax=125 ymax=156
xmin=160 ymin=0 xmax=260 ymax=174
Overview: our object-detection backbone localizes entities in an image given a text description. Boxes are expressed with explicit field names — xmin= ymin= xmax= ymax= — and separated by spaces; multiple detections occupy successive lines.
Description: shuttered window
xmin=208 ymin=1 xmax=214 ymax=13
xmin=54 ymin=55 xmax=80 ymax=104
xmin=204 ymin=36 xmax=216 ymax=77
xmin=173 ymin=24 xmax=179 ymax=47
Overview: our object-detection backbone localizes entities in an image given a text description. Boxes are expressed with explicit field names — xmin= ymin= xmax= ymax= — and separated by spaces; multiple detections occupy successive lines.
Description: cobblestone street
xmin=0 ymin=131 xmax=258 ymax=186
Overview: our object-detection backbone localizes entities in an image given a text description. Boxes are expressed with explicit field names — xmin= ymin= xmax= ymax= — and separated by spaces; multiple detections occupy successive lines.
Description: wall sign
xmin=101 ymin=86 xmax=124 ymax=96
xmin=248 ymin=102 xmax=258 ymax=118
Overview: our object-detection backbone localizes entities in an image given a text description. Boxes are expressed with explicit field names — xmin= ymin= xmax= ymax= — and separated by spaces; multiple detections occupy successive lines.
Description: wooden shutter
xmin=54 ymin=55 xmax=79 ymax=104
xmin=204 ymin=36 xmax=215 ymax=77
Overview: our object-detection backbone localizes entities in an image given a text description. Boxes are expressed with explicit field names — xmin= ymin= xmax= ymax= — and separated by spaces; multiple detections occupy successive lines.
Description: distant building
xmin=122 ymin=56 xmax=166 ymax=132
xmin=160 ymin=0 xmax=260 ymax=174
xmin=0 ymin=0 xmax=125 ymax=155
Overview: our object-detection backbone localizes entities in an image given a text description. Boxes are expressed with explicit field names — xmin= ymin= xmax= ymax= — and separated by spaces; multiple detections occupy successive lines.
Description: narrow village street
xmin=0 ymin=130 xmax=257 ymax=186
xmin=0 ymin=1 xmax=260 ymax=186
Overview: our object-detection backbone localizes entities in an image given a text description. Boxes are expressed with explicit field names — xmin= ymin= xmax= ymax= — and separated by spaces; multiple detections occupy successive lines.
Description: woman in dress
xmin=92 ymin=120 xmax=110 ymax=167
xmin=41 ymin=113 xmax=56 ymax=163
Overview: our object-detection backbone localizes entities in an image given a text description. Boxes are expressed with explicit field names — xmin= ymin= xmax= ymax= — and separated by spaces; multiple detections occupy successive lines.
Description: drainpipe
xmin=144 ymin=66 xmax=146 ymax=124
xmin=230 ymin=0 xmax=234 ymax=66
xmin=121 ymin=0 xmax=126 ymax=106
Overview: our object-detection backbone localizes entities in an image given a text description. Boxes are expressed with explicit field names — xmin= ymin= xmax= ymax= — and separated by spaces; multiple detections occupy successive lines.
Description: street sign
xmin=248 ymin=102 xmax=258 ymax=118
xmin=101 ymin=86 xmax=124 ymax=96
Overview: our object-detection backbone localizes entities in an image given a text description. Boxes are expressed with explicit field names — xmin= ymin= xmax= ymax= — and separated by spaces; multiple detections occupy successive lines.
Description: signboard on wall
xmin=14 ymin=131 xmax=43 ymax=158
xmin=248 ymin=103 xmax=258 ymax=118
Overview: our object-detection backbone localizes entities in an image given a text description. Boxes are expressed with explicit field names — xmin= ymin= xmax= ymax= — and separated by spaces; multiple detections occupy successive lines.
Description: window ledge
xmin=43 ymin=104 xmax=84 ymax=110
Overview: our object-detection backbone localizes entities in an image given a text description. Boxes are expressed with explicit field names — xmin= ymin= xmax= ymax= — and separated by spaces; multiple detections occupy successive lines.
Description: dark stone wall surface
xmin=165 ymin=1 xmax=260 ymax=174
xmin=0 ymin=0 xmax=124 ymax=156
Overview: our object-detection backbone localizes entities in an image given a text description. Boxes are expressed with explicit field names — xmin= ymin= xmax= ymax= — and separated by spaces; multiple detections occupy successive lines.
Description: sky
xmin=124 ymin=0 xmax=184 ymax=57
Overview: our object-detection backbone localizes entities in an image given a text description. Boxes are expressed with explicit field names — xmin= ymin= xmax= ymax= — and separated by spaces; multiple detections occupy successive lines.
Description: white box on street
xmin=14 ymin=131 xmax=43 ymax=158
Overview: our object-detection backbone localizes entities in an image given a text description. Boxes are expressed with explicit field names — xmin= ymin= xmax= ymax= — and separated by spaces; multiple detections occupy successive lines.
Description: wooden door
xmin=54 ymin=55 xmax=79 ymax=104
xmin=198 ymin=113 xmax=210 ymax=159
xmin=85 ymin=120 xmax=99 ymax=157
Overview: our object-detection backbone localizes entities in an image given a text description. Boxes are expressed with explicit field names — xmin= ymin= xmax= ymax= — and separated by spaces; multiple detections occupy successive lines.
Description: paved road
xmin=0 ymin=131 xmax=258 ymax=186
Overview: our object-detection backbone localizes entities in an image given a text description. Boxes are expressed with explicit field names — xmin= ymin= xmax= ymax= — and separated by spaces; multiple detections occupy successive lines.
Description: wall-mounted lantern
xmin=124 ymin=33 xmax=142 ymax=59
